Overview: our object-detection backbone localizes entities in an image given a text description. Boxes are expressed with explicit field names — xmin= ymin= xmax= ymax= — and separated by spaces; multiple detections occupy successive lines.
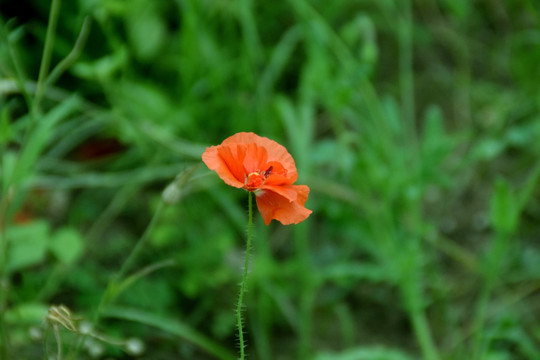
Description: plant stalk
xmin=236 ymin=191 xmax=254 ymax=359
xmin=33 ymin=0 xmax=62 ymax=117
xmin=93 ymin=201 xmax=165 ymax=323
xmin=0 ymin=183 xmax=12 ymax=359
xmin=0 ymin=222 xmax=8 ymax=360
xmin=410 ymin=305 xmax=440 ymax=360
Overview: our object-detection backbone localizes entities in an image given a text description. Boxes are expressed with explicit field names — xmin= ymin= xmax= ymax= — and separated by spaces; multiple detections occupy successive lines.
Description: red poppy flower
xmin=202 ymin=132 xmax=312 ymax=225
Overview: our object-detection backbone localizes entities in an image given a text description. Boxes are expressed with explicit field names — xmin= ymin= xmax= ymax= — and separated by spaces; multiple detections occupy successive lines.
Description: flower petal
xmin=202 ymin=144 xmax=245 ymax=188
xmin=255 ymin=186 xmax=312 ymax=225
xmin=223 ymin=132 xmax=298 ymax=182
xmin=293 ymin=184 xmax=310 ymax=206
xmin=243 ymin=143 xmax=268 ymax=174
xmin=260 ymin=184 xmax=299 ymax=202
xmin=263 ymin=161 xmax=295 ymax=186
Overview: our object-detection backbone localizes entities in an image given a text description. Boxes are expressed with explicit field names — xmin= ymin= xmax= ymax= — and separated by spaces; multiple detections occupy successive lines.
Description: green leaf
xmin=471 ymin=138 xmax=505 ymax=162
xmin=5 ymin=302 xmax=49 ymax=324
xmin=314 ymin=346 xmax=415 ymax=360
xmin=104 ymin=306 xmax=236 ymax=360
xmin=9 ymin=96 xmax=79 ymax=188
xmin=49 ymin=227 xmax=84 ymax=264
xmin=1 ymin=150 xmax=17 ymax=195
xmin=321 ymin=263 xmax=389 ymax=283
xmin=490 ymin=178 xmax=518 ymax=235
xmin=0 ymin=106 xmax=12 ymax=145
xmin=7 ymin=221 xmax=50 ymax=272
xmin=112 ymin=259 xmax=175 ymax=302
xmin=126 ymin=0 xmax=166 ymax=61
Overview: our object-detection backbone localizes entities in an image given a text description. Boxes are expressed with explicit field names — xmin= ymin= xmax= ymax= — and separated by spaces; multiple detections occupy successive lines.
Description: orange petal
xmin=255 ymin=186 xmax=312 ymax=225
xmin=263 ymin=161 xmax=295 ymax=186
xmin=243 ymin=143 xmax=268 ymax=174
xmin=260 ymin=184 xmax=299 ymax=202
xmin=219 ymin=144 xmax=248 ymax=183
xmin=202 ymin=144 xmax=245 ymax=188
xmin=294 ymin=185 xmax=310 ymax=206
xmin=222 ymin=132 xmax=298 ymax=181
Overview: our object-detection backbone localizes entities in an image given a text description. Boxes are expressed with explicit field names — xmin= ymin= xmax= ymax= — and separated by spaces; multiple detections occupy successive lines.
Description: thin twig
xmin=33 ymin=0 xmax=62 ymax=116
xmin=46 ymin=16 xmax=92 ymax=87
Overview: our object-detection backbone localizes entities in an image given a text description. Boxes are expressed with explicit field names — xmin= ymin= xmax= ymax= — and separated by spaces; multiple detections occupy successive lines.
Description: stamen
xmin=263 ymin=166 xmax=273 ymax=178
xmin=244 ymin=166 xmax=273 ymax=190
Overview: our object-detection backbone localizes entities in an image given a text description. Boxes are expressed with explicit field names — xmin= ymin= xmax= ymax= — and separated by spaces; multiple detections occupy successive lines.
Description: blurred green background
xmin=1 ymin=0 xmax=540 ymax=359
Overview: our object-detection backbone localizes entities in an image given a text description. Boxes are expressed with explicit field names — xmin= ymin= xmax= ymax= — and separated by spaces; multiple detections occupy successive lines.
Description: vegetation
xmin=1 ymin=0 xmax=540 ymax=359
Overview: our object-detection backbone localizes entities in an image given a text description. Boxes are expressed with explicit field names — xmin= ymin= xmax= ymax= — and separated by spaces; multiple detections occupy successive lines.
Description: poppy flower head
xmin=202 ymin=132 xmax=312 ymax=225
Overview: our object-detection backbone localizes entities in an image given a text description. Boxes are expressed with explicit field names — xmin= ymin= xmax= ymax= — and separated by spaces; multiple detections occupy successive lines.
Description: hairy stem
xmin=236 ymin=191 xmax=253 ymax=359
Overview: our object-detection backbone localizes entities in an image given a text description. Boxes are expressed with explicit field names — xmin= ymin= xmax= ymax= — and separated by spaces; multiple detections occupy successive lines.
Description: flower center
xmin=244 ymin=166 xmax=273 ymax=190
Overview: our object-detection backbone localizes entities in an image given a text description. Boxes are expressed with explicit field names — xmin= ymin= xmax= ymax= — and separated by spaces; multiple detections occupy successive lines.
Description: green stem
xmin=409 ymin=305 xmax=440 ymax=360
xmin=236 ymin=191 xmax=253 ymax=360
xmin=399 ymin=0 xmax=415 ymax=133
xmin=53 ymin=324 xmax=62 ymax=360
xmin=33 ymin=0 xmax=62 ymax=117
xmin=401 ymin=239 xmax=440 ymax=360
xmin=46 ymin=16 xmax=91 ymax=88
xmin=471 ymin=233 xmax=508 ymax=359
xmin=0 ymin=223 xmax=8 ymax=360
xmin=77 ymin=201 xmax=165 ymax=358
xmin=0 ymin=18 xmax=33 ymax=111
xmin=0 ymin=0 xmax=61 ymax=351
xmin=296 ymin=224 xmax=313 ymax=359
xmin=0 ymin=191 xmax=11 ymax=359
xmin=93 ymin=201 xmax=165 ymax=323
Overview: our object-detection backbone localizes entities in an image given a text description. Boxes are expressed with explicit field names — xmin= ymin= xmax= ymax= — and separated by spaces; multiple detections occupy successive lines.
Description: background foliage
xmin=1 ymin=0 xmax=540 ymax=359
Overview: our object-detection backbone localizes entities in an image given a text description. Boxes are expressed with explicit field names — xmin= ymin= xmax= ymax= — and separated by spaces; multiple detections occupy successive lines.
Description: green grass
xmin=1 ymin=0 xmax=540 ymax=359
